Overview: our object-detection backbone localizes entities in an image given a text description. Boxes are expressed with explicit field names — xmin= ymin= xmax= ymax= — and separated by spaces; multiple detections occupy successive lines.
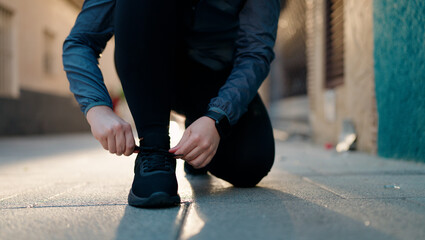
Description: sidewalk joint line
xmin=0 ymin=203 xmax=128 ymax=210
xmin=302 ymin=177 xmax=347 ymax=199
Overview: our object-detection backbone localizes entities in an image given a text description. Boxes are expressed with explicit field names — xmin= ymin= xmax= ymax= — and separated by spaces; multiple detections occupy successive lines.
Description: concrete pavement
xmin=1 ymin=133 xmax=425 ymax=240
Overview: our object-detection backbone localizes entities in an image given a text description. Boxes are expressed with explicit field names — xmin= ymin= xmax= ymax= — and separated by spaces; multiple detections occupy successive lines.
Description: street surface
xmin=1 ymin=132 xmax=425 ymax=240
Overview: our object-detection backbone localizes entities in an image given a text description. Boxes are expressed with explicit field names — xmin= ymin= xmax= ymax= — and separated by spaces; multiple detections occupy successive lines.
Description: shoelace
xmin=135 ymin=146 xmax=177 ymax=173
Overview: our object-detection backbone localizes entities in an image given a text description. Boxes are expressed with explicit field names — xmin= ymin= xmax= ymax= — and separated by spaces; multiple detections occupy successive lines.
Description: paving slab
xmin=185 ymin=201 xmax=398 ymax=240
xmin=181 ymin=170 xmax=424 ymax=240
xmin=275 ymin=141 xmax=425 ymax=176
xmin=303 ymin=174 xmax=425 ymax=199
xmin=0 ymin=205 xmax=182 ymax=240
xmin=407 ymin=197 xmax=425 ymax=206
xmin=1 ymin=134 xmax=425 ymax=240
xmin=316 ymin=198 xmax=425 ymax=240
xmin=0 ymin=134 xmax=185 ymax=240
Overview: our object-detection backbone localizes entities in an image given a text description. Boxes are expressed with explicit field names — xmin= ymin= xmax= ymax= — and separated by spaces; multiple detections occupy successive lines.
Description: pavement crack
xmin=26 ymin=182 xmax=88 ymax=208
xmin=0 ymin=183 xmax=56 ymax=202
xmin=0 ymin=193 xmax=20 ymax=202
xmin=45 ymin=183 xmax=87 ymax=201
xmin=302 ymin=177 xmax=347 ymax=199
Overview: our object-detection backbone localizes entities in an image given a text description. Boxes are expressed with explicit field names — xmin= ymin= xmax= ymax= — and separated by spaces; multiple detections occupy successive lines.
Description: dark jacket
xmin=62 ymin=0 xmax=280 ymax=125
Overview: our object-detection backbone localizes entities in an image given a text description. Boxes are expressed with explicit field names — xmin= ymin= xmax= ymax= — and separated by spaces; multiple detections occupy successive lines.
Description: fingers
xmin=124 ymin=130 xmax=135 ymax=156
xmin=94 ymin=121 xmax=134 ymax=156
xmin=186 ymin=152 xmax=208 ymax=168
xmin=115 ymin=130 xmax=126 ymax=156
xmin=98 ymin=135 xmax=109 ymax=151
xmin=200 ymin=151 xmax=216 ymax=168
xmin=114 ymin=122 xmax=134 ymax=156
xmin=184 ymin=146 xmax=204 ymax=161
xmin=107 ymin=133 xmax=117 ymax=154
xmin=187 ymin=149 xmax=216 ymax=169
xmin=175 ymin=136 xmax=198 ymax=158
xmin=181 ymin=136 xmax=214 ymax=161
xmin=170 ymin=129 xmax=191 ymax=153
xmin=87 ymin=106 xmax=136 ymax=157
xmin=172 ymin=117 xmax=220 ymax=167
xmin=185 ymin=143 xmax=217 ymax=168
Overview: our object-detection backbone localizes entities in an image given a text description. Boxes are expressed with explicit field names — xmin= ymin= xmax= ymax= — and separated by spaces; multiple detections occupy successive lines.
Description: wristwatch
xmin=204 ymin=109 xmax=231 ymax=138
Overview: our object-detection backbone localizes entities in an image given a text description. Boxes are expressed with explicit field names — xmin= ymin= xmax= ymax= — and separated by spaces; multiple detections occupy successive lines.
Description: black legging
xmin=114 ymin=0 xmax=274 ymax=187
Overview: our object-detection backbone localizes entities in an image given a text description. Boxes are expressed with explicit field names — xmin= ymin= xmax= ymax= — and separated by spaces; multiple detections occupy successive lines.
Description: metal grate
xmin=0 ymin=5 xmax=13 ymax=96
xmin=325 ymin=0 xmax=344 ymax=88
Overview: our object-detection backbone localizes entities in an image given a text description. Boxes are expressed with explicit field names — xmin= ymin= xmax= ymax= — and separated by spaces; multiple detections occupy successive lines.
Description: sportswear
xmin=62 ymin=0 xmax=280 ymax=125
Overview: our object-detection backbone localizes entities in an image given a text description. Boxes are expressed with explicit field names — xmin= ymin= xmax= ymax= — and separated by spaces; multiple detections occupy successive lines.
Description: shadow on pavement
xmin=111 ymin=172 xmax=398 ymax=240
xmin=181 ymin=174 xmax=398 ymax=240
xmin=114 ymin=204 xmax=182 ymax=240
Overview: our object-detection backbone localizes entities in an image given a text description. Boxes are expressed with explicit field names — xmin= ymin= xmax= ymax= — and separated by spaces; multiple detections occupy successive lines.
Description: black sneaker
xmin=184 ymin=161 xmax=208 ymax=176
xmin=128 ymin=146 xmax=181 ymax=208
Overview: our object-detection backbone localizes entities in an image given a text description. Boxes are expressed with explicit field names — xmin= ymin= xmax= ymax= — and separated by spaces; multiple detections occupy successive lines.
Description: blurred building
xmin=272 ymin=0 xmax=307 ymax=101
xmin=305 ymin=0 xmax=376 ymax=153
xmin=303 ymin=0 xmax=424 ymax=161
xmin=0 ymin=0 xmax=121 ymax=135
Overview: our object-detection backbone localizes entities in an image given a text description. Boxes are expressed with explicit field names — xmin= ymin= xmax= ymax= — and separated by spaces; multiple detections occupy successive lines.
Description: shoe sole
xmin=128 ymin=190 xmax=181 ymax=208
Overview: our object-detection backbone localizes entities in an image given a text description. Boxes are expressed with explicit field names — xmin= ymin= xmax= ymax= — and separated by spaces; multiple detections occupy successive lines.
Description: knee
xmin=228 ymin=153 xmax=275 ymax=188
xmin=230 ymin=173 xmax=266 ymax=188
xmin=208 ymin=138 xmax=275 ymax=188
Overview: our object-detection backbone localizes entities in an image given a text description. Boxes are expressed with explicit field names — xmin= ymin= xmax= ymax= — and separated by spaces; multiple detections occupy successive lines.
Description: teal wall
xmin=373 ymin=0 xmax=425 ymax=162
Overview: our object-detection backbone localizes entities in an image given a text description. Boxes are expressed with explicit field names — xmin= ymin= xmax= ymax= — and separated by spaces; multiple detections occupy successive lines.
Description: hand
xmin=86 ymin=105 xmax=135 ymax=156
xmin=169 ymin=116 xmax=220 ymax=168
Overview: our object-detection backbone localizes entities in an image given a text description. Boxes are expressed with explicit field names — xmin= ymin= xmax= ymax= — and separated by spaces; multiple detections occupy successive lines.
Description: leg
xmin=114 ymin=0 xmax=178 ymax=148
xmin=176 ymin=59 xmax=275 ymax=187
xmin=208 ymin=94 xmax=275 ymax=187
xmin=114 ymin=0 xmax=181 ymax=208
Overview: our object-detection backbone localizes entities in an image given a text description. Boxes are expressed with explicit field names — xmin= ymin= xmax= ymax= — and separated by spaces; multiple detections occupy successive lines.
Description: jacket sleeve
xmin=62 ymin=0 xmax=115 ymax=115
xmin=207 ymin=0 xmax=280 ymax=125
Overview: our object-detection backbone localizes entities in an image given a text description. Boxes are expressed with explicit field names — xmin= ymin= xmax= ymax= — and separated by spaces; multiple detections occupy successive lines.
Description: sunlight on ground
xmin=175 ymin=161 xmax=206 ymax=240
xmin=170 ymin=120 xmax=184 ymax=148
xmin=179 ymin=203 xmax=206 ymax=240
xmin=170 ymin=113 xmax=206 ymax=239
xmin=169 ymin=111 xmax=186 ymax=148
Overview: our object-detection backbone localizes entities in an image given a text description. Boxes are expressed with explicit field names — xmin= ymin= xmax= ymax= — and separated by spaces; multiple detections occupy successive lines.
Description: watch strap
xmin=204 ymin=109 xmax=230 ymax=138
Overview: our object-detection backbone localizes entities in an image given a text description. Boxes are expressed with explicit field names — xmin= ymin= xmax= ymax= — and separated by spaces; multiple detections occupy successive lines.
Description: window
xmin=0 ymin=5 xmax=15 ymax=97
xmin=325 ymin=0 xmax=344 ymax=88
